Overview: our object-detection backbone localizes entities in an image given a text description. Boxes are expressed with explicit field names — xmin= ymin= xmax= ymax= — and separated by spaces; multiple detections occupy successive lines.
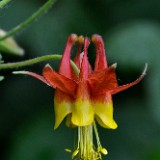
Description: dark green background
xmin=0 ymin=0 xmax=160 ymax=159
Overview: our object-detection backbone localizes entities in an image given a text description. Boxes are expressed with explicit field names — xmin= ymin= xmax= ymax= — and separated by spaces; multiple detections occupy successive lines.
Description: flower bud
xmin=0 ymin=29 xmax=24 ymax=56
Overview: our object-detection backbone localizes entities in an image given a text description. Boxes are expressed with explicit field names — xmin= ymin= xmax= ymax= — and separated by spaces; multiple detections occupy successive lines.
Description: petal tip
xmin=111 ymin=122 xmax=118 ymax=129
xmin=44 ymin=63 xmax=52 ymax=70
xmin=91 ymin=34 xmax=102 ymax=43
xmin=142 ymin=63 xmax=148 ymax=76
xmin=111 ymin=63 xmax=117 ymax=69
xmin=54 ymin=124 xmax=58 ymax=130
xmin=70 ymin=34 xmax=78 ymax=43
xmin=45 ymin=63 xmax=51 ymax=67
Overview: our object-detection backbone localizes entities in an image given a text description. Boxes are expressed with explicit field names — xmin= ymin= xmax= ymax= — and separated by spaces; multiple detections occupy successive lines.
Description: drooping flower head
xmin=15 ymin=34 xmax=147 ymax=159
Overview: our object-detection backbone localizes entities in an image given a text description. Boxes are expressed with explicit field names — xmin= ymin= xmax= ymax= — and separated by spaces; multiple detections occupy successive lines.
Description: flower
xmin=16 ymin=34 xmax=147 ymax=129
xmin=15 ymin=34 xmax=147 ymax=159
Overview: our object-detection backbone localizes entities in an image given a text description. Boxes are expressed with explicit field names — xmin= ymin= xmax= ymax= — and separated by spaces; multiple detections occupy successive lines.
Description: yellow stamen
xmin=101 ymin=148 xmax=108 ymax=155
xmin=65 ymin=148 xmax=72 ymax=153
xmin=72 ymin=149 xmax=79 ymax=159
xmin=69 ymin=121 xmax=107 ymax=160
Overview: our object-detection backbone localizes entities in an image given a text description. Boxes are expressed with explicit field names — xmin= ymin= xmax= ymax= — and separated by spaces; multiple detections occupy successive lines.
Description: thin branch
xmin=0 ymin=54 xmax=80 ymax=75
xmin=0 ymin=0 xmax=56 ymax=41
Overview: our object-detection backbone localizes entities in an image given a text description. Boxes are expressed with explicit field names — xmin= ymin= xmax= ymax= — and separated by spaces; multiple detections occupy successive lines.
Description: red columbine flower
xmin=15 ymin=34 xmax=147 ymax=159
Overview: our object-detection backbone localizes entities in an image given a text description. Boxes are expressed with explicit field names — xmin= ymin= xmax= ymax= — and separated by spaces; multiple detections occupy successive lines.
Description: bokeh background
xmin=0 ymin=0 xmax=160 ymax=160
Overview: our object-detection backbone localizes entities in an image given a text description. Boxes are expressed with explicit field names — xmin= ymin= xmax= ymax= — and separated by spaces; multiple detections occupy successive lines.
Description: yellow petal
xmin=65 ymin=114 xmax=76 ymax=128
xmin=93 ymin=100 xmax=117 ymax=129
xmin=72 ymin=99 xmax=94 ymax=126
xmin=54 ymin=99 xmax=72 ymax=129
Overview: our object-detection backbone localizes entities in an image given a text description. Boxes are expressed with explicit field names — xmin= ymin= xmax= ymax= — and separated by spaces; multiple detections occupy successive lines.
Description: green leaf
xmin=0 ymin=29 xmax=24 ymax=56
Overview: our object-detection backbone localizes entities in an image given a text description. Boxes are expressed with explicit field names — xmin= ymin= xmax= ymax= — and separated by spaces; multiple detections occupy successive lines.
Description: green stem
xmin=0 ymin=54 xmax=80 ymax=74
xmin=0 ymin=0 xmax=56 ymax=41
xmin=0 ymin=0 xmax=11 ymax=8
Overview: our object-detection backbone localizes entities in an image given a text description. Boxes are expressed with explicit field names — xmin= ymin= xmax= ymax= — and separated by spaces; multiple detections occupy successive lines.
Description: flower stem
xmin=0 ymin=54 xmax=80 ymax=74
xmin=0 ymin=0 xmax=56 ymax=41
xmin=0 ymin=0 xmax=11 ymax=8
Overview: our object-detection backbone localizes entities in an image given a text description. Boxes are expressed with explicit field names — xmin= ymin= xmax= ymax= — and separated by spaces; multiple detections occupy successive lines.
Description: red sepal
xmin=88 ymin=66 xmax=118 ymax=96
xmin=13 ymin=71 xmax=52 ymax=87
xmin=111 ymin=64 xmax=148 ymax=95
xmin=43 ymin=64 xmax=77 ymax=97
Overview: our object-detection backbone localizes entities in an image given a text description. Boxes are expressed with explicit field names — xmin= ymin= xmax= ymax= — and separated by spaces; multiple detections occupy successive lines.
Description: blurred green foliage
xmin=0 ymin=0 xmax=160 ymax=160
xmin=0 ymin=54 xmax=4 ymax=81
